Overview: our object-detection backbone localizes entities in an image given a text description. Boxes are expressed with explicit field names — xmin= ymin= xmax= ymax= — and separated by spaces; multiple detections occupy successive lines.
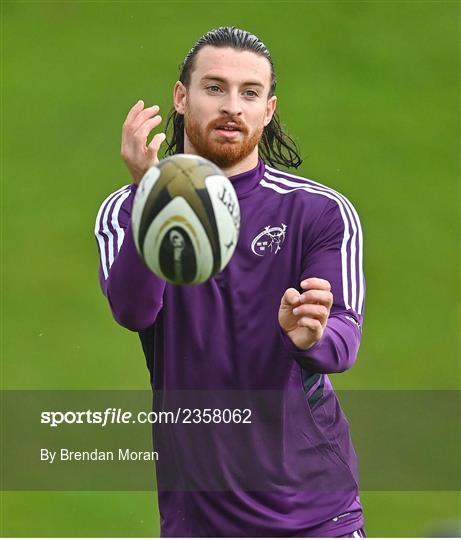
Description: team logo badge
xmin=251 ymin=224 xmax=287 ymax=256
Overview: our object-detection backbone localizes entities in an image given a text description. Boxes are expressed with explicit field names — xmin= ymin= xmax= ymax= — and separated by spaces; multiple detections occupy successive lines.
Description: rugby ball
xmin=131 ymin=155 xmax=240 ymax=285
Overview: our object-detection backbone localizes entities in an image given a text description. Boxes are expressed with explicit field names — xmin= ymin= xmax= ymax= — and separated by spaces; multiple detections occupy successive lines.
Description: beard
xmin=184 ymin=106 xmax=264 ymax=169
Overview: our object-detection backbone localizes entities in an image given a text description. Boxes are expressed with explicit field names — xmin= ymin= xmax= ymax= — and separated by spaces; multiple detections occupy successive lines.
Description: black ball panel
xmin=138 ymin=187 xmax=172 ymax=258
xmin=157 ymin=226 xmax=197 ymax=284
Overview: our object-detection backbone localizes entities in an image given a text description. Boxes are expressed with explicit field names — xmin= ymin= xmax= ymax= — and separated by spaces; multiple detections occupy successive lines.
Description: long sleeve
xmin=94 ymin=183 xmax=166 ymax=331
xmin=282 ymin=195 xmax=366 ymax=373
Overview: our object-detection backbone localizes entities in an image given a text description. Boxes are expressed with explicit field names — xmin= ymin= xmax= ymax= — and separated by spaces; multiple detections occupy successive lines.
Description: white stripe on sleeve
xmin=265 ymin=166 xmax=365 ymax=314
xmin=261 ymin=170 xmax=364 ymax=315
xmin=109 ymin=190 xmax=131 ymax=268
xmin=94 ymin=185 xmax=130 ymax=280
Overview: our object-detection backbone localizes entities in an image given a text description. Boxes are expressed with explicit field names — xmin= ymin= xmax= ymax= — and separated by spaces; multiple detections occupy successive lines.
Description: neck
xmin=183 ymin=136 xmax=259 ymax=177
xmin=220 ymin=149 xmax=259 ymax=177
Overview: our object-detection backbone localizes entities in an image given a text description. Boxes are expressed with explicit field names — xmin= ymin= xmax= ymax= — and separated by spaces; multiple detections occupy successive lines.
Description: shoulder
xmin=261 ymin=164 xmax=357 ymax=209
xmin=260 ymin=163 xmax=362 ymax=226
xmin=94 ymin=184 xmax=134 ymax=234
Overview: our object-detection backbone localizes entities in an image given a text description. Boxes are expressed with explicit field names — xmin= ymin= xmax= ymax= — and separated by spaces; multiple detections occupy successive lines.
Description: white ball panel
xmin=175 ymin=154 xmax=200 ymax=160
xmin=142 ymin=196 xmax=214 ymax=284
xmin=131 ymin=166 xmax=161 ymax=252
xmin=205 ymin=175 xmax=240 ymax=271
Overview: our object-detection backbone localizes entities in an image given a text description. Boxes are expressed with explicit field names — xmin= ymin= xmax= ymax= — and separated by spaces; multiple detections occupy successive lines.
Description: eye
xmin=244 ymin=89 xmax=259 ymax=98
xmin=206 ymin=85 xmax=222 ymax=93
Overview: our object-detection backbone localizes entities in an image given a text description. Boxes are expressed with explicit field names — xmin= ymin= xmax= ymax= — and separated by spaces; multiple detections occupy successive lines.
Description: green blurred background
xmin=2 ymin=0 xmax=460 ymax=536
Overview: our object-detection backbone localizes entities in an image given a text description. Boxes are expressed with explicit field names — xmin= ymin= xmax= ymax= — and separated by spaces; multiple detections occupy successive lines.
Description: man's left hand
xmin=278 ymin=278 xmax=333 ymax=351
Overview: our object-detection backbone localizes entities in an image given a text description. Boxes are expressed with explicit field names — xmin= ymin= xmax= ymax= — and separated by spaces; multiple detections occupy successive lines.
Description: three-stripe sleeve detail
xmin=94 ymin=185 xmax=131 ymax=280
xmin=261 ymin=166 xmax=364 ymax=315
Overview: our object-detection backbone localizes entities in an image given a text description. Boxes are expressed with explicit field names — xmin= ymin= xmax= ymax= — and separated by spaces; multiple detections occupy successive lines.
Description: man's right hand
xmin=121 ymin=100 xmax=167 ymax=184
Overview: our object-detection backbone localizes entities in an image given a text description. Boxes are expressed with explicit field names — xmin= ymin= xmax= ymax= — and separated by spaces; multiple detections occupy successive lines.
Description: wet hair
xmin=164 ymin=26 xmax=302 ymax=169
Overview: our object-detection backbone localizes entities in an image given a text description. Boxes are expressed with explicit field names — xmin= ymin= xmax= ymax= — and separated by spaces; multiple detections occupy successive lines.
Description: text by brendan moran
xmin=40 ymin=448 xmax=159 ymax=464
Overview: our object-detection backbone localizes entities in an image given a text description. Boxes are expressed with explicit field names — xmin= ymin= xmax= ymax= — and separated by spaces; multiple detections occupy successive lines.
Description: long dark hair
xmin=164 ymin=26 xmax=302 ymax=169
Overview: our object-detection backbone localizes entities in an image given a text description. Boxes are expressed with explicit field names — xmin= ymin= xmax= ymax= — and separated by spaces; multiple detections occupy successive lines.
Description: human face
xmin=174 ymin=46 xmax=277 ymax=173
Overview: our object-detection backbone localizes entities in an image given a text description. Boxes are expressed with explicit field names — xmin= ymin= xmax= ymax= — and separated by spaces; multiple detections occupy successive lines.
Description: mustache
xmin=208 ymin=117 xmax=248 ymax=133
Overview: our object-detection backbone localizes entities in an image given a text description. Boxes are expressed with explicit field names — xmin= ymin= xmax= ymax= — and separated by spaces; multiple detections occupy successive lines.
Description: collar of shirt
xmin=228 ymin=158 xmax=265 ymax=199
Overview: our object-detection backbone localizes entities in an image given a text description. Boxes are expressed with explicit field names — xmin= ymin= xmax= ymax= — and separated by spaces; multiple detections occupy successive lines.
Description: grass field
xmin=2 ymin=0 xmax=460 ymax=536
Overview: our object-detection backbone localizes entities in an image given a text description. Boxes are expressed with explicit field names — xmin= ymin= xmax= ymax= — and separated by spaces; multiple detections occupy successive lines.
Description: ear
xmin=263 ymin=95 xmax=277 ymax=127
xmin=173 ymin=81 xmax=187 ymax=114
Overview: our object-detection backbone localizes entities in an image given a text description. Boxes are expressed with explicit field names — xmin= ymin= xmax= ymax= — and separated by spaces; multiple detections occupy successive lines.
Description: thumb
xmin=281 ymin=288 xmax=301 ymax=308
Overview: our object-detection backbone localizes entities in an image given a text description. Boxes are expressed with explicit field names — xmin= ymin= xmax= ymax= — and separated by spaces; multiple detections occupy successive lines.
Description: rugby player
xmin=95 ymin=26 xmax=366 ymax=537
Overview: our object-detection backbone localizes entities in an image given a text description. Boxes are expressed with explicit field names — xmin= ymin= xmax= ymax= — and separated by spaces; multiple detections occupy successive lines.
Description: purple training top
xmin=95 ymin=158 xmax=366 ymax=537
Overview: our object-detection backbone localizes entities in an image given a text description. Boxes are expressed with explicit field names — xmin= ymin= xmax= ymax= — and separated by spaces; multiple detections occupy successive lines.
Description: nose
xmin=220 ymin=89 xmax=242 ymax=117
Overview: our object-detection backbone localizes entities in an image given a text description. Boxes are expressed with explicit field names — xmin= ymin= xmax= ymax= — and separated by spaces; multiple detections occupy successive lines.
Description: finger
xmin=124 ymin=100 xmax=145 ymax=125
xmin=280 ymin=288 xmax=301 ymax=308
xmin=296 ymin=317 xmax=323 ymax=332
xmin=147 ymin=132 xmax=167 ymax=158
xmin=134 ymin=114 xmax=163 ymax=142
xmin=300 ymin=277 xmax=331 ymax=292
xmin=121 ymin=114 xmax=162 ymax=161
xmin=299 ymin=290 xmax=333 ymax=308
xmin=292 ymin=304 xmax=328 ymax=321
xmin=130 ymin=105 xmax=160 ymax=132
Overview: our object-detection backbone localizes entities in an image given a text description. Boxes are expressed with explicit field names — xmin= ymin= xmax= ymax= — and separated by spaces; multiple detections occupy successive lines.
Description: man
xmin=95 ymin=27 xmax=366 ymax=537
